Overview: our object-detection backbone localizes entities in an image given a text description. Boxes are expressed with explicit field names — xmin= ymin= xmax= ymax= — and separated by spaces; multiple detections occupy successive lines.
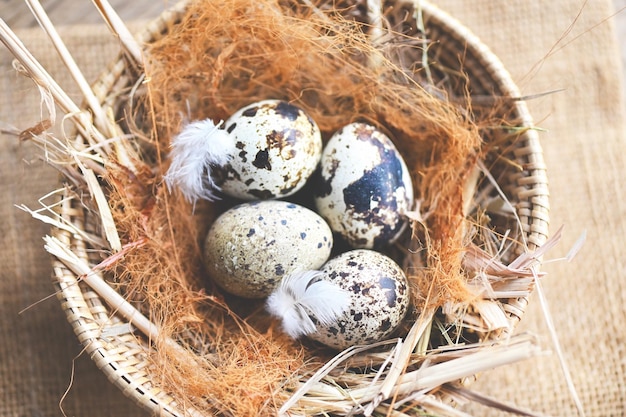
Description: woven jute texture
xmin=1 ymin=1 xmax=624 ymax=416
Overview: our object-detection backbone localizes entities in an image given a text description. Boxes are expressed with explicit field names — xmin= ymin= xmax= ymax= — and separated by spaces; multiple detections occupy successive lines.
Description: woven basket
xmin=46 ymin=0 xmax=549 ymax=415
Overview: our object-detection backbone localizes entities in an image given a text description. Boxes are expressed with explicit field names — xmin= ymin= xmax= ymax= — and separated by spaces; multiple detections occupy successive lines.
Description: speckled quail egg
xmin=307 ymin=249 xmax=409 ymax=350
xmin=204 ymin=200 xmax=333 ymax=298
xmin=313 ymin=122 xmax=414 ymax=249
xmin=214 ymin=99 xmax=323 ymax=200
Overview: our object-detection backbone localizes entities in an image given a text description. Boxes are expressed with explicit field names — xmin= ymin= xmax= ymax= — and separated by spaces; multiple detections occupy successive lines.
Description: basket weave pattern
xmin=49 ymin=1 xmax=549 ymax=415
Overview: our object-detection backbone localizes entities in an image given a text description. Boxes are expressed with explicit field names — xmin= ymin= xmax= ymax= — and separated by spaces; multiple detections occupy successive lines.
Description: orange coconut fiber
xmin=104 ymin=0 xmax=485 ymax=414
xmin=143 ymin=0 xmax=483 ymax=296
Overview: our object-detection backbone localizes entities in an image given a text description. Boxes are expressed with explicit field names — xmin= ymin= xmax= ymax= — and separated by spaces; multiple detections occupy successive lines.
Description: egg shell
xmin=313 ymin=122 xmax=414 ymax=249
xmin=204 ymin=200 xmax=333 ymax=298
xmin=215 ymin=100 xmax=322 ymax=200
xmin=307 ymin=249 xmax=409 ymax=350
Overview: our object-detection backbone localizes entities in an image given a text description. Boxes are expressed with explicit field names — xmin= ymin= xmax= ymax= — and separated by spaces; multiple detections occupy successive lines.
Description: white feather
xmin=164 ymin=119 xmax=235 ymax=204
xmin=266 ymin=270 xmax=351 ymax=339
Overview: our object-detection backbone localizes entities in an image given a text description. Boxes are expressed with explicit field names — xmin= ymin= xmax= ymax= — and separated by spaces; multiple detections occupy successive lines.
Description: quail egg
xmin=307 ymin=249 xmax=409 ymax=350
xmin=204 ymin=200 xmax=333 ymax=298
xmin=313 ymin=122 xmax=414 ymax=249
xmin=214 ymin=99 xmax=323 ymax=200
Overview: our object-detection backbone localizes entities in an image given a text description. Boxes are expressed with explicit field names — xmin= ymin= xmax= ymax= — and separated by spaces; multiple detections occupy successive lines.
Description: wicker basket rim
xmin=49 ymin=1 xmax=550 ymax=415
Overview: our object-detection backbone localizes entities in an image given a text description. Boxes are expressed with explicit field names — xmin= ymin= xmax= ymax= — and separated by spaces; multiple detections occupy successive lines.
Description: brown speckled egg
xmin=313 ymin=122 xmax=414 ymax=249
xmin=215 ymin=100 xmax=322 ymax=200
xmin=204 ymin=200 xmax=333 ymax=298
xmin=307 ymin=249 xmax=409 ymax=350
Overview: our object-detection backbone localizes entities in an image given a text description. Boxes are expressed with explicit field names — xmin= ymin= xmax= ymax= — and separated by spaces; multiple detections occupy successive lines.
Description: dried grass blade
xmin=48 ymin=234 xmax=213 ymax=417
xmin=415 ymin=395 xmax=475 ymax=417
xmin=24 ymin=0 xmax=112 ymax=137
xmin=351 ymin=336 xmax=542 ymax=402
xmin=92 ymin=0 xmax=143 ymax=65
xmin=565 ymin=230 xmax=586 ymax=261
xmin=16 ymin=188 xmax=108 ymax=247
xmin=279 ymin=340 xmax=399 ymax=415
xmin=42 ymin=235 xmax=203 ymax=363
xmin=363 ymin=309 xmax=435 ymax=415
xmin=532 ymin=270 xmax=587 ymax=417
xmin=476 ymin=160 xmax=527 ymax=247
xmin=44 ymin=235 xmax=159 ymax=339
xmin=509 ymin=225 xmax=563 ymax=270
xmin=0 ymin=19 xmax=80 ymax=119
xmin=16 ymin=202 xmax=88 ymax=240
xmin=23 ymin=0 xmax=139 ymax=173
xmin=372 ymin=404 xmax=421 ymax=417
xmin=462 ymin=164 xmax=481 ymax=217
xmin=413 ymin=0 xmax=434 ymax=86
xmin=399 ymin=341 xmax=540 ymax=395
xmin=3 ymin=5 xmax=136 ymax=173
xmin=83 ymin=168 xmax=122 ymax=252
xmin=447 ymin=384 xmax=549 ymax=417
xmin=0 ymin=19 xmax=106 ymax=155
xmin=464 ymin=244 xmax=543 ymax=277
xmin=470 ymin=299 xmax=510 ymax=332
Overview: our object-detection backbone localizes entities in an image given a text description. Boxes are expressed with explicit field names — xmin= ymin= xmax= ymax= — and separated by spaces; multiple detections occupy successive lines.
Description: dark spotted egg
xmin=313 ymin=122 xmax=414 ymax=249
xmin=307 ymin=249 xmax=409 ymax=350
xmin=216 ymin=100 xmax=322 ymax=200
xmin=204 ymin=200 xmax=333 ymax=299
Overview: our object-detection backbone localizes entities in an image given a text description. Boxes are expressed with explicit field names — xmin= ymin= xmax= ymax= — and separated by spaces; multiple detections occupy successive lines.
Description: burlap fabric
xmin=1 ymin=1 xmax=624 ymax=416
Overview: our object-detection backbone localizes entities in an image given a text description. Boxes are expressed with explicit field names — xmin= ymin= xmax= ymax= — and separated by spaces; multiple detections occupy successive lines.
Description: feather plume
xmin=163 ymin=119 xmax=235 ymax=204
xmin=266 ymin=270 xmax=351 ymax=339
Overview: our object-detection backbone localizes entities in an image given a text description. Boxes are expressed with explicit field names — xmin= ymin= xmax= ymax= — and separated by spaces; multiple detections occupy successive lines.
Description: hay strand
xmin=24 ymin=0 xmax=112 ymax=137
xmin=92 ymin=0 xmax=144 ymax=65
xmin=43 ymin=235 xmax=160 ymax=340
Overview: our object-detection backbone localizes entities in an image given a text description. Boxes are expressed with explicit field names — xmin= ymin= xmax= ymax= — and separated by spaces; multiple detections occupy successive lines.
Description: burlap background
xmin=1 ymin=1 xmax=624 ymax=416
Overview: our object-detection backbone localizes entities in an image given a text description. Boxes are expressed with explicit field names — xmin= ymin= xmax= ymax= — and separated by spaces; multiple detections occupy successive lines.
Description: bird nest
xmin=3 ymin=0 xmax=552 ymax=415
